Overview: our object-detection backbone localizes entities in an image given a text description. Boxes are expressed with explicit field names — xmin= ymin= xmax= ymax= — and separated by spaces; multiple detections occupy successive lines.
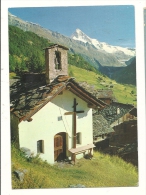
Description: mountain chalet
xmin=10 ymin=44 xmax=106 ymax=164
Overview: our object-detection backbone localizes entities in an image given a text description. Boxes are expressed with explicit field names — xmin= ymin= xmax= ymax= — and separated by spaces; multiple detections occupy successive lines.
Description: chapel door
xmin=54 ymin=133 xmax=66 ymax=161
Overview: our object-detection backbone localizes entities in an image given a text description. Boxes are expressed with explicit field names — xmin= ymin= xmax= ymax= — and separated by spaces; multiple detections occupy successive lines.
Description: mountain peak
xmin=71 ymin=28 xmax=84 ymax=37
xmin=76 ymin=28 xmax=82 ymax=33
xmin=71 ymin=29 xmax=91 ymax=44
xmin=71 ymin=29 xmax=135 ymax=57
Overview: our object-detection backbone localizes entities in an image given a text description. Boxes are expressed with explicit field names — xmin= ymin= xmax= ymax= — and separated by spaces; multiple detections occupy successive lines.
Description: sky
xmin=9 ymin=6 xmax=135 ymax=48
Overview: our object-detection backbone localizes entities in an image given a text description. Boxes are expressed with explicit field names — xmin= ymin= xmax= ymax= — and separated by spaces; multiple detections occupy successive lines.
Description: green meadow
xmin=12 ymin=144 xmax=138 ymax=189
xmin=69 ymin=65 xmax=137 ymax=105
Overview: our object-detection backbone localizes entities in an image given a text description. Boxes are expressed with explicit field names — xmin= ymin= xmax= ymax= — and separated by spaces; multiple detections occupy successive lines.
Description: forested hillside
xmin=111 ymin=57 xmax=136 ymax=85
xmin=9 ymin=25 xmax=100 ymax=75
xmin=9 ymin=25 xmax=50 ymax=73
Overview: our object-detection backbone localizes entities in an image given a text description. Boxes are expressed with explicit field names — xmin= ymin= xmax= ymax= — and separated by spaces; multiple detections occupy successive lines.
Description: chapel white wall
xmin=19 ymin=90 xmax=93 ymax=164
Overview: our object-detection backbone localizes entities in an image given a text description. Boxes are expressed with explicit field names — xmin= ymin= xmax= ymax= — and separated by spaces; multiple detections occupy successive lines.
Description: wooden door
xmin=54 ymin=134 xmax=63 ymax=161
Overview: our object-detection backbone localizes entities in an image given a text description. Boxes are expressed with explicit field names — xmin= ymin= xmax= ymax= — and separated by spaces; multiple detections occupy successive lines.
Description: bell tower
xmin=44 ymin=44 xmax=69 ymax=84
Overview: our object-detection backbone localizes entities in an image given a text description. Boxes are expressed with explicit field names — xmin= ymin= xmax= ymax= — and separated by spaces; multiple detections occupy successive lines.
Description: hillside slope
xmin=11 ymin=144 xmax=138 ymax=188
xmin=69 ymin=65 xmax=136 ymax=105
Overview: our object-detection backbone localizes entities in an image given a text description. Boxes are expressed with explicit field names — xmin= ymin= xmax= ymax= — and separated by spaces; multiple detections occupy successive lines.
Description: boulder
xmin=20 ymin=147 xmax=32 ymax=158
xmin=14 ymin=170 xmax=24 ymax=182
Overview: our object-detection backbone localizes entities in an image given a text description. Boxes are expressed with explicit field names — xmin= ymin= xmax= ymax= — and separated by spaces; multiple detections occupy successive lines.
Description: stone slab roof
xmin=97 ymin=102 xmax=135 ymax=125
xmin=10 ymin=75 xmax=106 ymax=122
xmin=96 ymin=89 xmax=114 ymax=99
xmin=129 ymin=107 xmax=137 ymax=117
xmin=44 ymin=44 xmax=69 ymax=50
xmin=77 ymin=82 xmax=116 ymax=101
xmin=93 ymin=114 xmax=114 ymax=137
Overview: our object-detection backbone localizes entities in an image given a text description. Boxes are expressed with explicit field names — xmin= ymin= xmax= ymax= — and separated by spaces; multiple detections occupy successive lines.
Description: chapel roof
xmin=77 ymin=82 xmax=116 ymax=101
xmin=10 ymin=75 xmax=106 ymax=122
xmin=93 ymin=114 xmax=114 ymax=137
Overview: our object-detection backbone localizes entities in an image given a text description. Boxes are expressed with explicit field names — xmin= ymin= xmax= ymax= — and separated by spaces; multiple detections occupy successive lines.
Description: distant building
xmin=93 ymin=102 xmax=137 ymax=153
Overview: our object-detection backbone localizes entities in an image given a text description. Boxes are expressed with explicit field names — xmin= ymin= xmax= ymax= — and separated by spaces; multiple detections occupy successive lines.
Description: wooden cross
xmin=64 ymin=98 xmax=84 ymax=163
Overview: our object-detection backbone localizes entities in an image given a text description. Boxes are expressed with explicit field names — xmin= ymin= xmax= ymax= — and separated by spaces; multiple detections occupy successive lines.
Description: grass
xmin=69 ymin=65 xmax=137 ymax=105
xmin=11 ymin=143 xmax=138 ymax=189
xmin=9 ymin=72 xmax=20 ymax=79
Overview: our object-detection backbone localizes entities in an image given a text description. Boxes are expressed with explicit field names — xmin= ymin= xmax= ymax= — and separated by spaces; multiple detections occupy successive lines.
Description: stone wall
xmin=45 ymin=46 xmax=68 ymax=83
xmin=122 ymin=151 xmax=138 ymax=166
xmin=94 ymin=139 xmax=110 ymax=150
xmin=95 ymin=117 xmax=138 ymax=166
xmin=110 ymin=120 xmax=137 ymax=146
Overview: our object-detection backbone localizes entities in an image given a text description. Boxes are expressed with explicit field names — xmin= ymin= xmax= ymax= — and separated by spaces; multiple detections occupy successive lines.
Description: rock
xmin=14 ymin=169 xmax=28 ymax=182
xmin=76 ymin=184 xmax=86 ymax=188
xmin=69 ymin=184 xmax=86 ymax=188
xmin=20 ymin=147 xmax=32 ymax=158
xmin=23 ymin=169 xmax=28 ymax=174
xmin=14 ymin=170 xmax=24 ymax=182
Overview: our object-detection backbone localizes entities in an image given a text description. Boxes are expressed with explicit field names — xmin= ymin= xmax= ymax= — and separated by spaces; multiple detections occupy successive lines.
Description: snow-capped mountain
xmin=71 ymin=29 xmax=135 ymax=57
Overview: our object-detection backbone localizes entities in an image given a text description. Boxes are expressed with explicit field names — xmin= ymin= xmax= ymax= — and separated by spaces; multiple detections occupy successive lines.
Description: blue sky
xmin=9 ymin=6 xmax=135 ymax=48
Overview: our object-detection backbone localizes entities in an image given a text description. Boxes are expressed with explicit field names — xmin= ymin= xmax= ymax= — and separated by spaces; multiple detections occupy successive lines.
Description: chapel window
xmin=37 ymin=140 xmax=44 ymax=153
xmin=76 ymin=132 xmax=81 ymax=144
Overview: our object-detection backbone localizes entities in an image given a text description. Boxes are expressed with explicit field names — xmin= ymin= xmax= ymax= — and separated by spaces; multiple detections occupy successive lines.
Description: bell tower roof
xmin=44 ymin=44 xmax=69 ymax=51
